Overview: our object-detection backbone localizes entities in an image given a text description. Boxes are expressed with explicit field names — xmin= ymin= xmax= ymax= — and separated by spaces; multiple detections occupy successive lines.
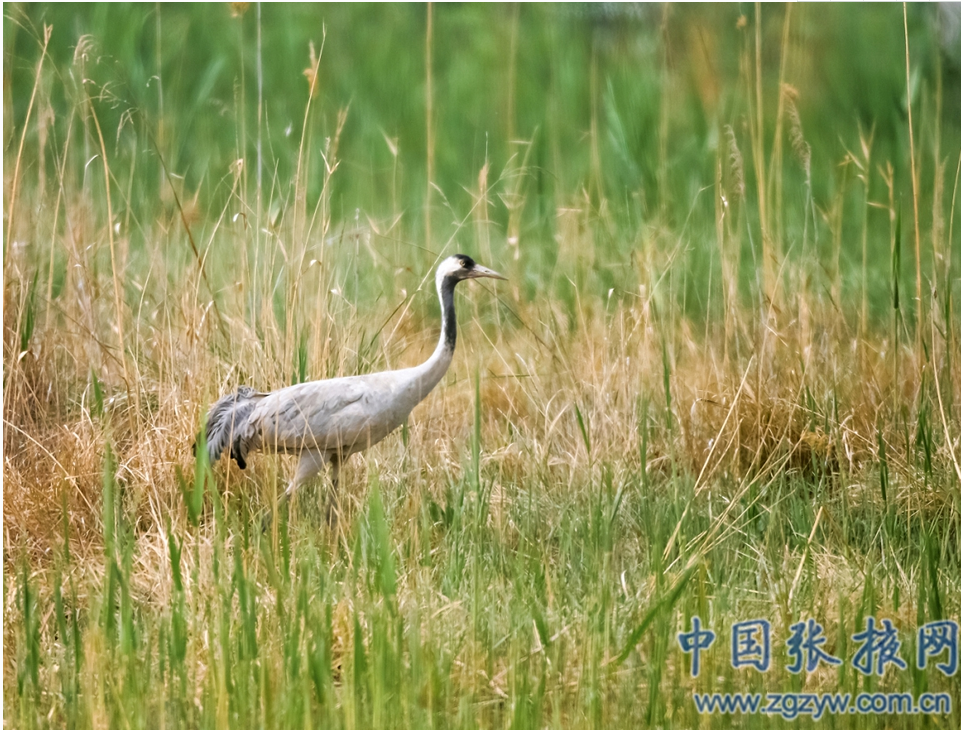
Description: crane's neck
xmin=438 ymin=273 xmax=458 ymax=354
xmin=407 ymin=273 xmax=458 ymax=400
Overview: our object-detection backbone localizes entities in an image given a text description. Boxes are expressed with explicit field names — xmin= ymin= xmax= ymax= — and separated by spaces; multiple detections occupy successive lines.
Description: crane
xmin=203 ymin=254 xmax=505 ymax=519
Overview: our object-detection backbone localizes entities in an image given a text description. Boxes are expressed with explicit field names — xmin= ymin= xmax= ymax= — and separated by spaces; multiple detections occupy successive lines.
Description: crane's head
xmin=437 ymin=254 xmax=506 ymax=286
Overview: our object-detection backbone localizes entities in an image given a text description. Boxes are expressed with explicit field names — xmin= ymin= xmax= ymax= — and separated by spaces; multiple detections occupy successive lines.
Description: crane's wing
xmin=244 ymin=378 xmax=379 ymax=454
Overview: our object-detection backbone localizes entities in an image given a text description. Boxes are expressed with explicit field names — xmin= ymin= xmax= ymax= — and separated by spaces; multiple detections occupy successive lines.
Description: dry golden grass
xmin=5 ymin=209 xmax=957 ymax=575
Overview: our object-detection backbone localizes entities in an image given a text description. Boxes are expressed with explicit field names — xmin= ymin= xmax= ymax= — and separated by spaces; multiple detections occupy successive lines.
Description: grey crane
xmin=203 ymin=254 xmax=505 ymax=517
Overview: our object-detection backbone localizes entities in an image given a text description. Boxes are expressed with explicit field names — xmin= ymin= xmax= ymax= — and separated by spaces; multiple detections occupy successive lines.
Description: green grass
xmin=9 ymin=429 xmax=960 ymax=728
xmin=4 ymin=3 xmax=961 ymax=728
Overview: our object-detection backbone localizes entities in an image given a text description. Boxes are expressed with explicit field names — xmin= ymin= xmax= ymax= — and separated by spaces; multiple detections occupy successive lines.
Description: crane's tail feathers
xmin=204 ymin=386 xmax=259 ymax=469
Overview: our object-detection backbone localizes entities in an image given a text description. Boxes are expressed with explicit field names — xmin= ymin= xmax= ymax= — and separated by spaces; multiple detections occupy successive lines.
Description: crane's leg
xmin=261 ymin=450 xmax=327 ymax=533
xmin=287 ymin=449 xmax=328 ymax=499
xmin=275 ymin=450 xmax=327 ymax=514
xmin=323 ymin=453 xmax=341 ymax=526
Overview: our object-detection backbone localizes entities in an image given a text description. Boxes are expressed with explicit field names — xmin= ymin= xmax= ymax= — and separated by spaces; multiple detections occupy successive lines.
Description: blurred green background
xmin=4 ymin=3 xmax=960 ymax=320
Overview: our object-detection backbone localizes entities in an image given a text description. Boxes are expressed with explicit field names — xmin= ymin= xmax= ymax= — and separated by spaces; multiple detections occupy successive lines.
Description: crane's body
xmin=203 ymin=254 xmax=504 ymax=509
xmin=229 ymin=354 xmax=451 ymax=463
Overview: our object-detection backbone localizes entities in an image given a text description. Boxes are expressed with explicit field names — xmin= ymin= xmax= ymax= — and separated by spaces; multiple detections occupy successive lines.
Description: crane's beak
xmin=470 ymin=264 xmax=507 ymax=281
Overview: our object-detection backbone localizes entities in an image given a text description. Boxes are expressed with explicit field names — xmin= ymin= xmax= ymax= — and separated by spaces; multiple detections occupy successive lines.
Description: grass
xmin=4 ymin=3 xmax=961 ymax=728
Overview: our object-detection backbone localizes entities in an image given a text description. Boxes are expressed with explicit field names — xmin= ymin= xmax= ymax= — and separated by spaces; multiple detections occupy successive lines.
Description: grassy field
xmin=4 ymin=3 xmax=961 ymax=728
